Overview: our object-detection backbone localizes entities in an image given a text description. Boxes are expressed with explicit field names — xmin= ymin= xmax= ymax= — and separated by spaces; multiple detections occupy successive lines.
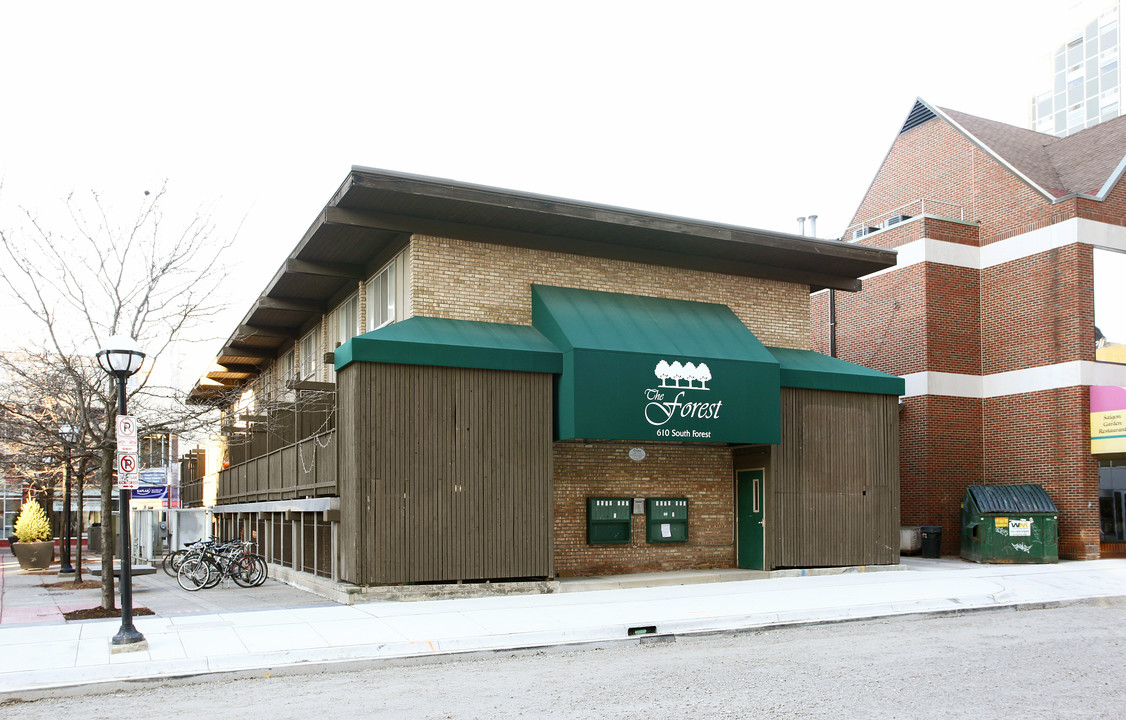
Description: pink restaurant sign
xmin=1091 ymin=385 xmax=1126 ymax=453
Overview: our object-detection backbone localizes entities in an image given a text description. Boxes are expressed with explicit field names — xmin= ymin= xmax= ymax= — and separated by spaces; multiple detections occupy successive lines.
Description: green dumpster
xmin=960 ymin=484 xmax=1058 ymax=564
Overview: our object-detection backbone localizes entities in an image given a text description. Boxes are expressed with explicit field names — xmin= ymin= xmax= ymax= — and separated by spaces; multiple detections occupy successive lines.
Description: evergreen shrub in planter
xmin=12 ymin=499 xmax=54 ymax=570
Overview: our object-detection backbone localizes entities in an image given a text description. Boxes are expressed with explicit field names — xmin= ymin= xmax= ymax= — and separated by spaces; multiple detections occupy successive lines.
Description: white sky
xmin=1 ymin=0 xmax=1121 ymax=384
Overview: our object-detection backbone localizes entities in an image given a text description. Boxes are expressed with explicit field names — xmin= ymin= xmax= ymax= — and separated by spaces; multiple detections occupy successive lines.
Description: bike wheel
xmin=202 ymin=557 xmax=223 ymax=589
xmin=163 ymin=549 xmax=187 ymax=577
xmin=251 ymin=555 xmax=268 ymax=586
xmin=231 ymin=555 xmax=258 ymax=588
xmin=176 ymin=557 xmax=209 ymax=591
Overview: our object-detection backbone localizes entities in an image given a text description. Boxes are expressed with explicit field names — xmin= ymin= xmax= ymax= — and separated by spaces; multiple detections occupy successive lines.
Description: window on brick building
xmin=365 ymin=246 xmax=410 ymax=332
xmin=1094 ymin=247 xmax=1126 ymax=363
xmin=329 ymin=293 xmax=358 ymax=350
xmin=366 ymin=262 xmax=396 ymax=331
xmin=298 ymin=327 xmax=319 ymax=380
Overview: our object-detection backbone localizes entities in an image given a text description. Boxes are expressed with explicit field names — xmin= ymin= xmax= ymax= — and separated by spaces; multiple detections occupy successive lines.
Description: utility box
xmin=961 ymin=484 xmax=1059 ymax=564
xmin=646 ymin=498 xmax=688 ymax=543
xmin=587 ymin=497 xmax=632 ymax=545
xmin=900 ymin=526 xmax=922 ymax=554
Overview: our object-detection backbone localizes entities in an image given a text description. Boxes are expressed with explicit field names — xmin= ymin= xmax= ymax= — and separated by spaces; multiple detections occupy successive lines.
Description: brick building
xmin=812 ymin=98 xmax=1126 ymax=559
xmin=191 ymin=168 xmax=904 ymax=590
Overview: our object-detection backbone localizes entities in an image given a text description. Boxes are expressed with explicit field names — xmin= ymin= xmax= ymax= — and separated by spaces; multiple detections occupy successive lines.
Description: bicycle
xmin=177 ymin=539 xmax=267 ymax=591
xmin=161 ymin=538 xmax=210 ymax=577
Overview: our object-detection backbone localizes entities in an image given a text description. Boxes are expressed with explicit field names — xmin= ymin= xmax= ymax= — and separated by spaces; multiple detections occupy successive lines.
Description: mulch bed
xmin=44 ymin=579 xmax=102 ymax=590
xmin=63 ymin=606 xmax=155 ymax=621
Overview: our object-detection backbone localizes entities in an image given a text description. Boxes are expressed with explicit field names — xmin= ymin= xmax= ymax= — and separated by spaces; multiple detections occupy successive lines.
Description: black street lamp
xmin=58 ymin=423 xmax=79 ymax=574
xmin=96 ymin=334 xmax=146 ymax=649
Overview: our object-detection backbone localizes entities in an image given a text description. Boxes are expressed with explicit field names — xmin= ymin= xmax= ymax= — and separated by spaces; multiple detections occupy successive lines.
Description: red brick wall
xmin=897 ymin=388 xmax=1099 ymax=559
xmin=552 ymin=443 xmax=735 ymax=576
xmin=983 ymin=387 xmax=1100 ymax=560
xmin=849 ymin=121 xmax=980 ymax=232
xmin=980 ymin=244 xmax=1095 ymax=375
xmin=826 ymin=110 xmax=1117 ymax=559
xmin=812 ymin=264 xmax=928 ymax=376
xmin=898 ymin=394 xmax=984 ymax=553
xmin=848 ymin=118 xmax=1055 ymax=243
xmin=926 ymin=264 xmax=982 ymax=376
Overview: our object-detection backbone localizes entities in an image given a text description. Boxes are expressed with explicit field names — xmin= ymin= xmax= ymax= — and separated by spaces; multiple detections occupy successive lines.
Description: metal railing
xmin=217 ymin=430 xmax=337 ymax=504
xmin=845 ymin=199 xmax=966 ymax=241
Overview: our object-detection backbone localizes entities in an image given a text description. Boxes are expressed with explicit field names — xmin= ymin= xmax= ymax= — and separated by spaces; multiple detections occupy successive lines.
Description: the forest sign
xmin=560 ymin=349 xmax=779 ymax=445
xmin=645 ymin=360 xmax=724 ymax=439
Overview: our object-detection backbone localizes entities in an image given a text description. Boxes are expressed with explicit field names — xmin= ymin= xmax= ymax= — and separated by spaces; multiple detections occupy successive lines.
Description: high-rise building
xmin=1031 ymin=1 xmax=1122 ymax=137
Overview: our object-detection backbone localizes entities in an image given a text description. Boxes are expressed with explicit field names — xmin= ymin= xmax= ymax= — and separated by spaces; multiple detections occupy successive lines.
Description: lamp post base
xmin=111 ymin=623 xmax=147 ymax=651
xmin=58 ymin=565 xmax=75 ymax=574
xmin=109 ymin=638 xmax=149 ymax=654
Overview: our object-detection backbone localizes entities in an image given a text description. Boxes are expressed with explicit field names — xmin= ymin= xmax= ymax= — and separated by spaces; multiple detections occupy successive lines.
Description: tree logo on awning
xmin=646 ymin=359 xmax=723 ymax=433
xmin=654 ymin=360 xmax=712 ymax=390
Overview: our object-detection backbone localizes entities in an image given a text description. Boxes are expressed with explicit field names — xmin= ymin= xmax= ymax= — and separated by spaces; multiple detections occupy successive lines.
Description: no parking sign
xmin=117 ymin=453 xmax=139 ymax=489
xmin=116 ymin=414 xmax=140 ymax=489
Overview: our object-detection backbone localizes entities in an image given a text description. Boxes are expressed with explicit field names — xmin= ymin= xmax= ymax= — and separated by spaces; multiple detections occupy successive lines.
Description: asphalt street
xmin=11 ymin=600 xmax=1126 ymax=719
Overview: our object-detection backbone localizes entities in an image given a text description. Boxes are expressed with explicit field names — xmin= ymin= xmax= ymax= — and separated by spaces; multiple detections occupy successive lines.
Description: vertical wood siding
xmin=178 ymin=450 xmax=206 ymax=508
xmin=337 ymin=362 xmax=554 ymax=585
xmin=771 ymin=388 xmax=900 ymax=567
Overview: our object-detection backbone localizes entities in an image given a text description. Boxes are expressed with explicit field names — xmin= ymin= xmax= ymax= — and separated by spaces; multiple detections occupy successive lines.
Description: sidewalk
xmin=2 ymin=553 xmax=1126 ymax=699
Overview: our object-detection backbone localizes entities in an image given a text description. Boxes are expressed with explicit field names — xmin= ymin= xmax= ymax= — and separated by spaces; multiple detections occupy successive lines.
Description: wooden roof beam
xmin=234 ymin=324 xmax=297 ymax=340
xmin=219 ymin=347 xmax=276 ymax=361
xmin=254 ymin=297 xmax=324 ymax=314
xmin=210 ymin=363 xmax=261 ymax=374
xmin=285 ymin=258 xmax=365 ymax=280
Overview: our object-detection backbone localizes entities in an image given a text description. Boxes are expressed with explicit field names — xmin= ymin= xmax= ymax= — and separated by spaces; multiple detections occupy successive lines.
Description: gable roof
xmin=939 ymin=107 xmax=1067 ymax=196
xmin=905 ymin=98 xmax=1126 ymax=201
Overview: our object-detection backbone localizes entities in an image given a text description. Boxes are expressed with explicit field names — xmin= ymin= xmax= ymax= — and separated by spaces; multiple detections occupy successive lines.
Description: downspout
xmin=829 ymin=288 xmax=837 ymax=358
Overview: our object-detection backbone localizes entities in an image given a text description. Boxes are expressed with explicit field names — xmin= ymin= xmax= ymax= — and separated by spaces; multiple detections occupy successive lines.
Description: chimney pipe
xmin=808 ymin=214 xmax=818 ymax=238
xmin=796 ymin=216 xmax=806 ymax=236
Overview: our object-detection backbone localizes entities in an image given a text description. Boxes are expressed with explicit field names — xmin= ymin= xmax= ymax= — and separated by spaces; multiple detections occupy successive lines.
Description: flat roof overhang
xmin=193 ymin=168 xmax=897 ymax=402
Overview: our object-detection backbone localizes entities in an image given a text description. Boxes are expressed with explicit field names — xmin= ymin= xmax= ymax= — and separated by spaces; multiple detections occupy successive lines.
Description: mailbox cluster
xmin=586 ymin=496 xmax=689 ymax=545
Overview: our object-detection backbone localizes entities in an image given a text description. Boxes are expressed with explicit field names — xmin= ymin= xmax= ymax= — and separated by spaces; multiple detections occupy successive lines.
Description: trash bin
xmin=920 ymin=525 xmax=942 ymax=558
xmin=960 ymin=484 xmax=1058 ymax=563
xmin=88 ymin=523 xmax=101 ymax=553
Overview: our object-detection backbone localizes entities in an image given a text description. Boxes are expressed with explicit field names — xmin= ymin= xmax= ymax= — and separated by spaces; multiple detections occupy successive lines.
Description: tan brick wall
xmin=409 ymin=235 xmax=810 ymax=349
xmin=553 ymin=442 xmax=736 ymax=576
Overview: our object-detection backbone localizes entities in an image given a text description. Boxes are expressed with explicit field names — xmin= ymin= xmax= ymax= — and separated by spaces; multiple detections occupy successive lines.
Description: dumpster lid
xmin=966 ymin=484 xmax=1058 ymax=514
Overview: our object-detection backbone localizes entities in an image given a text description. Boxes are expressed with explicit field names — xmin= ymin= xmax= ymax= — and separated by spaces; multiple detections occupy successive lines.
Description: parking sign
xmin=118 ymin=452 xmax=139 ymax=489
xmin=116 ymin=415 xmax=137 ymax=453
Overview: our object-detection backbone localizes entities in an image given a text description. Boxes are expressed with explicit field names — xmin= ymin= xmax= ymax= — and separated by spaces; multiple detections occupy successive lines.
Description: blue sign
xmin=131 ymin=486 xmax=168 ymax=500
xmin=139 ymin=468 xmax=166 ymax=485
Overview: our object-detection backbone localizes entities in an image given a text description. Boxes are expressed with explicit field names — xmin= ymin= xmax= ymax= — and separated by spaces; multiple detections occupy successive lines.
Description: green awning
xmin=335 ymin=317 xmax=563 ymax=374
xmin=531 ymin=285 xmax=781 ymax=444
xmin=768 ymin=347 xmax=905 ymax=396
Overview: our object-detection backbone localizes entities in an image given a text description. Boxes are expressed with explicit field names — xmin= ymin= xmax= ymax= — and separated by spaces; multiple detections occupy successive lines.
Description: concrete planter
xmin=13 ymin=541 xmax=54 ymax=570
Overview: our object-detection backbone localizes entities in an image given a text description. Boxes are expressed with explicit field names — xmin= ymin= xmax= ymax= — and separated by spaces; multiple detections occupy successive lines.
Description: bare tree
xmin=0 ymin=350 xmax=105 ymax=585
xmin=0 ymin=185 xmax=236 ymax=609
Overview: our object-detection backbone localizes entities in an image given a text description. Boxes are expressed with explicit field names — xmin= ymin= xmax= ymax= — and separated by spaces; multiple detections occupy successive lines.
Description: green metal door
xmin=737 ymin=469 xmax=765 ymax=570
